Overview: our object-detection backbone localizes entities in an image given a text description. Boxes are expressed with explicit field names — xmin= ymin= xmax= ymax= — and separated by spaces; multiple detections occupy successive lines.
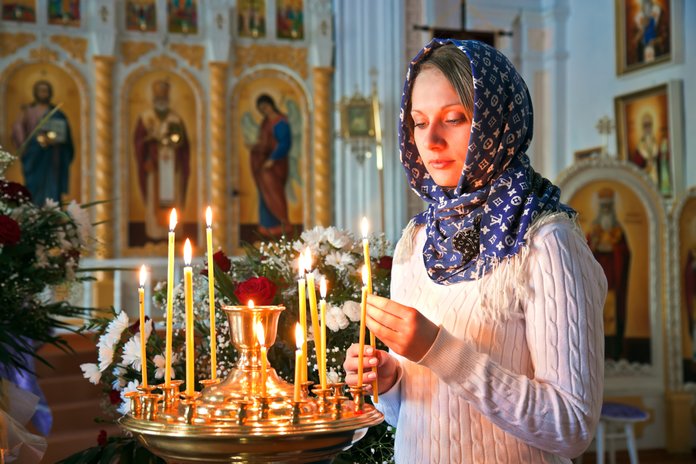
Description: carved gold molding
xmin=51 ymin=35 xmax=87 ymax=63
xmin=312 ymin=67 xmax=333 ymax=227
xmin=93 ymin=56 xmax=116 ymax=259
xmin=150 ymin=54 xmax=178 ymax=69
xmin=0 ymin=32 xmax=35 ymax=57
xmin=170 ymin=43 xmax=204 ymax=70
xmin=121 ymin=41 xmax=156 ymax=66
xmin=233 ymin=45 xmax=308 ymax=79
xmin=29 ymin=47 xmax=59 ymax=61
xmin=209 ymin=62 xmax=228 ymax=251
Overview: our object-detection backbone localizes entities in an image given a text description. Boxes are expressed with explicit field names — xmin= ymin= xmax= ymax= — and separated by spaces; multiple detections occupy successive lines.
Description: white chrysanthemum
xmin=35 ymin=245 xmax=50 ymax=269
xmin=341 ymin=300 xmax=361 ymax=322
xmin=153 ymin=353 xmax=179 ymax=379
xmin=80 ymin=363 xmax=101 ymax=385
xmin=121 ymin=320 xmax=153 ymax=371
xmin=325 ymin=227 xmax=351 ymax=249
xmin=300 ymin=227 xmax=325 ymax=247
xmin=324 ymin=251 xmax=355 ymax=271
xmin=44 ymin=198 xmax=59 ymax=209
xmin=327 ymin=369 xmax=340 ymax=384
xmin=326 ymin=304 xmax=349 ymax=332
xmin=117 ymin=379 xmax=141 ymax=415
xmin=98 ymin=342 xmax=114 ymax=372
xmin=66 ymin=200 xmax=93 ymax=249
xmin=112 ymin=366 xmax=126 ymax=389
xmin=105 ymin=311 xmax=129 ymax=342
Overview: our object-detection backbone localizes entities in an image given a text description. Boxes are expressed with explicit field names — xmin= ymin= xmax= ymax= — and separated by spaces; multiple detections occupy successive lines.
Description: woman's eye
xmin=413 ymin=121 xmax=426 ymax=128
xmin=446 ymin=118 xmax=465 ymax=124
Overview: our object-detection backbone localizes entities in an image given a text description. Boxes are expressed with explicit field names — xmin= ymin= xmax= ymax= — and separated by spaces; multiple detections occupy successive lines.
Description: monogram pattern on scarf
xmin=400 ymin=39 xmax=573 ymax=284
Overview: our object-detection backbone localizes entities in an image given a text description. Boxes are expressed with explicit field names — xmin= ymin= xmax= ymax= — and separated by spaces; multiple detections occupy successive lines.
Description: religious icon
xmin=237 ymin=0 xmax=266 ymax=39
xmin=1 ymin=0 xmax=35 ymax=22
xmin=276 ymin=0 xmax=304 ymax=40
xmin=47 ymin=0 xmax=80 ymax=26
xmin=236 ymin=77 xmax=304 ymax=243
xmin=167 ymin=0 xmax=197 ymax=34
xmin=128 ymin=74 xmax=198 ymax=249
xmin=571 ymin=182 xmax=651 ymax=364
xmin=3 ymin=64 xmax=82 ymax=203
xmin=615 ymin=83 xmax=673 ymax=197
xmin=678 ymin=196 xmax=696 ymax=383
xmin=616 ymin=0 xmax=672 ymax=75
xmin=126 ymin=0 xmax=157 ymax=32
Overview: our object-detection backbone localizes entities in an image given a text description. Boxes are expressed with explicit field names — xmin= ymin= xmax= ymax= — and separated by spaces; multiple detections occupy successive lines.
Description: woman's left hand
xmin=365 ymin=294 xmax=439 ymax=362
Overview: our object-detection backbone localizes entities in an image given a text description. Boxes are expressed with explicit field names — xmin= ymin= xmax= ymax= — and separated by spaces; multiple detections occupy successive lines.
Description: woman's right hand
xmin=343 ymin=344 xmax=399 ymax=394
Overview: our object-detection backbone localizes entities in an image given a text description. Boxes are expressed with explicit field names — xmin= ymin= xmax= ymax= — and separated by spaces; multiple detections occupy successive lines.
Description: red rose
xmin=234 ymin=276 xmax=277 ymax=305
xmin=97 ymin=429 xmax=108 ymax=447
xmin=128 ymin=315 xmax=150 ymax=335
xmin=201 ymin=250 xmax=232 ymax=277
xmin=0 ymin=215 xmax=21 ymax=245
xmin=0 ymin=180 xmax=32 ymax=204
xmin=377 ymin=255 xmax=393 ymax=270
xmin=109 ymin=389 xmax=122 ymax=405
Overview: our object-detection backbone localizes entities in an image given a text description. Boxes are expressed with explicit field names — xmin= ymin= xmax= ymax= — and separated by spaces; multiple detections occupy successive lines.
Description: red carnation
xmin=109 ymin=389 xmax=122 ymax=405
xmin=377 ymin=255 xmax=393 ymax=271
xmin=0 ymin=215 xmax=21 ymax=245
xmin=233 ymin=276 xmax=277 ymax=305
xmin=0 ymin=180 xmax=32 ymax=204
xmin=97 ymin=429 xmax=108 ymax=447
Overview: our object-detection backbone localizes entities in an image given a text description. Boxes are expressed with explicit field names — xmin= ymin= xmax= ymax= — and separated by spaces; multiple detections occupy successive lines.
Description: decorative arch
xmin=0 ymin=52 xmax=90 ymax=203
xmin=118 ymin=60 xmax=205 ymax=257
xmin=230 ymin=66 xmax=311 ymax=250
xmin=556 ymin=158 xmax=668 ymax=392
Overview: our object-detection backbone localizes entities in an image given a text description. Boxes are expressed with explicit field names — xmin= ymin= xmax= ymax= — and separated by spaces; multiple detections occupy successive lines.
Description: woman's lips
xmin=429 ymin=159 xmax=455 ymax=169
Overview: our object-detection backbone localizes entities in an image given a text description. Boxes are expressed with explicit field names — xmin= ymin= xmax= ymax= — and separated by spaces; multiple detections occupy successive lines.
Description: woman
xmin=344 ymin=39 xmax=606 ymax=463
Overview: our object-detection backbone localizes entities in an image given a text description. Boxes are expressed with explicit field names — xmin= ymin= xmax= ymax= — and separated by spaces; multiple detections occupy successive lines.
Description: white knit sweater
xmin=375 ymin=218 xmax=606 ymax=463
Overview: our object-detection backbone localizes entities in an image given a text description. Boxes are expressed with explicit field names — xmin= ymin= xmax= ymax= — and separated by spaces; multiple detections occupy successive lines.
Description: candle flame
xmin=255 ymin=321 xmax=265 ymax=346
xmin=320 ymin=277 xmax=327 ymax=299
xmin=295 ymin=323 xmax=304 ymax=349
xmin=361 ymin=216 xmax=369 ymax=239
xmin=297 ymin=253 xmax=305 ymax=278
xmin=205 ymin=206 xmax=212 ymax=227
xmin=169 ymin=209 xmax=178 ymax=231
xmin=248 ymin=299 xmax=255 ymax=309
xmin=139 ymin=264 xmax=147 ymax=287
xmin=303 ymin=248 xmax=312 ymax=272
xmin=184 ymin=239 xmax=192 ymax=265
xmin=361 ymin=264 xmax=368 ymax=286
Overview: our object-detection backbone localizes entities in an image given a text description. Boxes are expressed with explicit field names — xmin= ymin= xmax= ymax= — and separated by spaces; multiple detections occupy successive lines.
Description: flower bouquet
xmin=68 ymin=226 xmax=396 ymax=463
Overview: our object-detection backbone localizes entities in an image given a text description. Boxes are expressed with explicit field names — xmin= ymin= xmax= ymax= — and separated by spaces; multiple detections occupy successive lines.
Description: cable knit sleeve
xmin=418 ymin=222 xmax=606 ymax=458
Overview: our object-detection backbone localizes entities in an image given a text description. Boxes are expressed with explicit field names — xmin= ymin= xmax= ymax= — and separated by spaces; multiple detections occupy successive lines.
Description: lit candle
xmin=205 ymin=206 xmax=217 ymax=380
xmin=294 ymin=323 xmax=303 ymax=402
xmin=255 ymin=320 xmax=267 ymax=398
xmin=305 ymin=249 xmax=321 ymax=381
xmin=319 ymin=277 xmax=328 ymax=390
xmin=139 ymin=265 xmax=148 ymax=388
xmin=362 ymin=217 xmax=379 ymax=402
xmin=297 ymin=252 xmax=307 ymax=383
xmin=183 ymin=239 xmax=195 ymax=396
xmin=165 ymin=209 xmax=177 ymax=387
xmin=357 ymin=267 xmax=368 ymax=389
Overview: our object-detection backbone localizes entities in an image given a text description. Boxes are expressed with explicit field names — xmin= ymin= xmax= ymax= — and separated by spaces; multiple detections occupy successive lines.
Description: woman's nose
xmin=423 ymin=124 xmax=445 ymax=149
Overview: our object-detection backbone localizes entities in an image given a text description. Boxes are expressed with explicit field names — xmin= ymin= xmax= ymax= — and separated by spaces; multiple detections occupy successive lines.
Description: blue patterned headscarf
xmin=401 ymin=39 xmax=573 ymax=284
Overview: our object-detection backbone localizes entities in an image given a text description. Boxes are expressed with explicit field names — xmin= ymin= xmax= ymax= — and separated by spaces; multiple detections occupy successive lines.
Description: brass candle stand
xmin=119 ymin=304 xmax=383 ymax=463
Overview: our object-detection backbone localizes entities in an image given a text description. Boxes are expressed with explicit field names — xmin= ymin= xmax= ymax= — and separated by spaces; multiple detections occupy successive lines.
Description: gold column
xmin=312 ymin=67 xmax=333 ymax=227
xmin=665 ymin=390 xmax=695 ymax=453
xmin=209 ymin=62 xmax=228 ymax=250
xmin=93 ymin=56 xmax=115 ymax=307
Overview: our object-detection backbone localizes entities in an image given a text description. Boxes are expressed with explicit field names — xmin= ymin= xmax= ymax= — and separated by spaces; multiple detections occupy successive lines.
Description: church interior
xmin=0 ymin=0 xmax=695 ymax=462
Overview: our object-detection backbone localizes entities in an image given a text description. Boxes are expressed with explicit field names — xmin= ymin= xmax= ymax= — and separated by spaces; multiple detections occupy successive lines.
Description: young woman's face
xmin=410 ymin=67 xmax=472 ymax=188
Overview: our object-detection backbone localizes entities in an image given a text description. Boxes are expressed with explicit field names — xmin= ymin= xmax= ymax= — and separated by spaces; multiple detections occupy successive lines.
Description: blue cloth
xmin=269 ymin=120 xmax=291 ymax=161
xmin=21 ymin=109 xmax=74 ymax=206
xmin=400 ymin=39 xmax=573 ymax=284
xmin=0 ymin=341 xmax=53 ymax=436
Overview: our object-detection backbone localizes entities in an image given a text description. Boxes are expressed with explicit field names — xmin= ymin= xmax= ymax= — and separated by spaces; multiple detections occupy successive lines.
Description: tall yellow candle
xmin=319 ymin=277 xmax=328 ymax=390
xmin=255 ymin=321 xmax=267 ymax=397
xmin=305 ymin=249 xmax=321 ymax=380
xmin=297 ymin=253 xmax=307 ymax=383
xmin=362 ymin=218 xmax=379 ymax=402
xmin=183 ymin=239 xmax=195 ymax=397
xmin=294 ymin=323 xmax=303 ymax=402
xmin=165 ymin=209 xmax=177 ymax=387
xmin=205 ymin=206 xmax=217 ymax=380
xmin=138 ymin=265 xmax=148 ymax=388
xmin=357 ymin=275 xmax=368 ymax=389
